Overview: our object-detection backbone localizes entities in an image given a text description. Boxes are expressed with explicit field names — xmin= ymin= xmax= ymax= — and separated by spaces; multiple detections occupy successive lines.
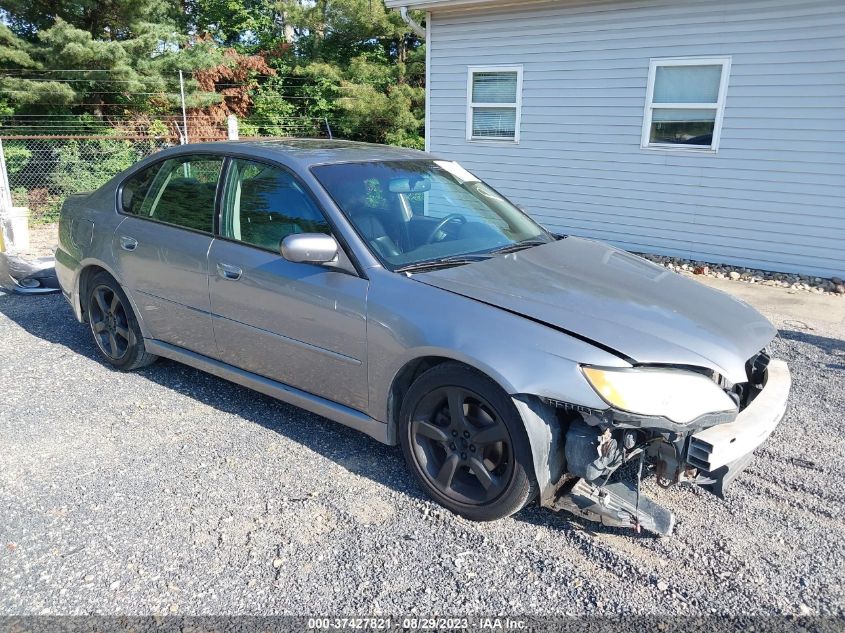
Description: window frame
xmin=217 ymin=155 xmax=367 ymax=278
xmin=216 ymin=156 xmax=333 ymax=255
xmin=641 ymin=56 xmax=732 ymax=153
xmin=116 ymin=151 xmax=225 ymax=237
xmin=466 ymin=65 xmax=524 ymax=144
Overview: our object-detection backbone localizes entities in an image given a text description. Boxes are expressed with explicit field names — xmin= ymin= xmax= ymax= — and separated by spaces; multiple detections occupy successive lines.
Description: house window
xmin=467 ymin=66 xmax=523 ymax=142
xmin=642 ymin=57 xmax=731 ymax=151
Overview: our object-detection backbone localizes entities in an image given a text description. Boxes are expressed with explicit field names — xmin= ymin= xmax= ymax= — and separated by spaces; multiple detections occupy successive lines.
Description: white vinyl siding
xmin=427 ymin=0 xmax=845 ymax=278
xmin=642 ymin=57 xmax=731 ymax=151
xmin=466 ymin=66 xmax=523 ymax=142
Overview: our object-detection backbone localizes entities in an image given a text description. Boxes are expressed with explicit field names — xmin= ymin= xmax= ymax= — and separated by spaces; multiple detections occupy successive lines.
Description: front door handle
xmin=119 ymin=236 xmax=138 ymax=251
xmin=217 ymin=263 xmax=243 ymax=281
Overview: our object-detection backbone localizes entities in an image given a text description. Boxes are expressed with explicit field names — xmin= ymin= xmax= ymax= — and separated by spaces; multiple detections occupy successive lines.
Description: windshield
xmin=311 ymin=160 xmax=552 ymax=270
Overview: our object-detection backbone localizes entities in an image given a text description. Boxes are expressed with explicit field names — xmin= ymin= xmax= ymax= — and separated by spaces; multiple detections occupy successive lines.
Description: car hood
xmin=413 ymin=237 xmax=776 ymax=384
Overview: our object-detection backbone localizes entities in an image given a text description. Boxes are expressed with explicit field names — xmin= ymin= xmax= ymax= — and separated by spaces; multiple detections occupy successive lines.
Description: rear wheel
xmin=87 ymin=272 xmax=157 ymax=371
xmin=399 ymin=363 xmax=537 ymax=521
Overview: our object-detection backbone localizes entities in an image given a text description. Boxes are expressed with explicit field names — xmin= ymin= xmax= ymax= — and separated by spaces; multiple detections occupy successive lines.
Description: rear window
xmin=121 ymin=155 xmax=223 ymax=233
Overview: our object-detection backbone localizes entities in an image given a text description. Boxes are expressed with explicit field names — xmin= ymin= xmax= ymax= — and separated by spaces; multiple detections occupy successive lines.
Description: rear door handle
xmin=119 ymin=236 xmax=138 ymax=251
xmin=216 ymin=263 xmax=243 ymax=281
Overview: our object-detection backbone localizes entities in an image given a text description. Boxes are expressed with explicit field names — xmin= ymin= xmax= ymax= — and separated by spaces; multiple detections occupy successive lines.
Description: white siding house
xmin=386 ymin=0 xmax=845 ymax=278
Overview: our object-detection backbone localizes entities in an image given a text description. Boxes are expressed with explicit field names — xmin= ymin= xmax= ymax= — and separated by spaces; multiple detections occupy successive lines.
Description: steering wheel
xmin=425 ymin=213 xmax=466 ymax=244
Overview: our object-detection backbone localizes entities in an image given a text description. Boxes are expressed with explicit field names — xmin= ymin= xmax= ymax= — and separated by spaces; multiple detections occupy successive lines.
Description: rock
xmin=832 ymin=277 xmax=844 ymax=285
xmin=83 ymin=574 xmax=94 ymax=582
xmin=109 ymin=580 xmax=121 ymax=590
xmin=729 ymin=271 xmax=741 ymax=280
xmin=273 ymin=558 xmax=283 ymax=569
xmin=836 ymin=285 xmax=845 ymax=295
xmin=657 ymin=580 xmax=669 ymax=592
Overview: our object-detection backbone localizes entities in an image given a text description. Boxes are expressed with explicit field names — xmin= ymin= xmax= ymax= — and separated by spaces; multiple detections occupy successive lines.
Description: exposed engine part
xmin=552 ymin=477 xmax=675 ymax=537
xmin=647 ymin=438 xmax=685 ymax=487
xmin=740 ymin=350 xmax=771 ymax=406
xmin=564 ymin=415 xmax=623 ymax=483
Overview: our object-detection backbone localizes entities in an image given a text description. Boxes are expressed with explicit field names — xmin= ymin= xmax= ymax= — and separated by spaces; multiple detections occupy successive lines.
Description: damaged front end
xmin=543 ymin=351 xmax=791 ymax=536
xmin=0 ymin=251 xmax=60 ymax=294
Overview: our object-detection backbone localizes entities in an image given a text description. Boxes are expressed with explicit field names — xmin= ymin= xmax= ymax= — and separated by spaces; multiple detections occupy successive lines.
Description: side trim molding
xmin=145 ymin=339 xmax=394 ymax=445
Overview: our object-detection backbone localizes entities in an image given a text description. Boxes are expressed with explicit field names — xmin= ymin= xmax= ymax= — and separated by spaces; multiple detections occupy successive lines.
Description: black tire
xmin=86 ymin=272 xmax=157 ymax=371
xmin=399 ymin=362 xmax=537 ymax=521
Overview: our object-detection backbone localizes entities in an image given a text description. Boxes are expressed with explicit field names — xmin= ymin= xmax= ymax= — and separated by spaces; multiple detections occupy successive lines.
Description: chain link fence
xmin=3 ymin=135 xmax=170 ymax=222
xmin=0 ymin=116 xmax=332 ymax=223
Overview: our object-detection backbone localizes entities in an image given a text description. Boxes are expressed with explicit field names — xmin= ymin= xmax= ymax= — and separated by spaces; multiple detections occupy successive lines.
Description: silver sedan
xmin=56 ymin=140 xmax=790 ymax=535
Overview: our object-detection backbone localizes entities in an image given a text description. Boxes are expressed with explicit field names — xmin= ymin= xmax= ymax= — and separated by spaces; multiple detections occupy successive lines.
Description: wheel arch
xmin=74 ymin=260 xmax=149 ymax=338
xmin=386 ymin=352 xmax=568 ymax=505
xmin=386 ymin=352 xmax=520 ymax=437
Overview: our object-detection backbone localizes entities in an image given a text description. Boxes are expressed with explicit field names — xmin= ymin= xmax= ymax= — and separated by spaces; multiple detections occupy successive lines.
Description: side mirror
xmin=280 ymin=233 xmax=339 ymax=264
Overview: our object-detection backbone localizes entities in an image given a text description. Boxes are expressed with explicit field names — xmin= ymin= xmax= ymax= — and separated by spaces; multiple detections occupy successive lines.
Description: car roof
xmin=160 ymin=138 xmax=432 ymax=169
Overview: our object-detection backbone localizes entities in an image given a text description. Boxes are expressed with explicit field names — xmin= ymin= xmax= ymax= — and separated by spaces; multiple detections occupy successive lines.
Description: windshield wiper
xmin=395 ymin=254 xmax=491 ymax=274
xmin=489 ymin=238 xmax=550 ymax=255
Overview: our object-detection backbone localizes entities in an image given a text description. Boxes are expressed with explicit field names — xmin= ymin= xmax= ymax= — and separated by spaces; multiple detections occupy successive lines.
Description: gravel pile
xmin=1 ymin=293 xmax=843 ymax=617
xmin=637 ymin=253 xmax=845 ymax=296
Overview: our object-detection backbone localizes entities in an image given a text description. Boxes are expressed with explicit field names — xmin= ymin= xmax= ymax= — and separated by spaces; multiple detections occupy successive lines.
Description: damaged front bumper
xmin=0 ymin=252 xmax=60 ymax=294
xmin=687 ymin=359 xmax=791 ymax=496
xmin=549 ymin=359 xmax=791 ymax=536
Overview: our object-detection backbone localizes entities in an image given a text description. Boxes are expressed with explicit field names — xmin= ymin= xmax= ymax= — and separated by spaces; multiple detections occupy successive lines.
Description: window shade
xmin=651 ymin=108 xmax=717 ymax=122
xmin=472 ymin=108 xmax=517 ymax=138
xmin=653 ymin=65 xmax=722 ymax=103
xmin=472 ymin=72 xmax=518 ymax=103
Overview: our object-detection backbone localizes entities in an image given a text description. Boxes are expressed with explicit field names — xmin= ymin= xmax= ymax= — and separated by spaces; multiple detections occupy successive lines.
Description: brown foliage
xmin=190 ymin=47 xmax=277 ymax=140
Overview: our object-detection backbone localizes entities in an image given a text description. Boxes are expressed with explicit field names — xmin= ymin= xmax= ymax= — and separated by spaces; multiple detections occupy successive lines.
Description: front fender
xmin=366 ymin=271 xmax=627 ymax=423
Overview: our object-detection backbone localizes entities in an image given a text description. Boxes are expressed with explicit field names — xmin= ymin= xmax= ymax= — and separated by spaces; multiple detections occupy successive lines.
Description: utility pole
xmin=0 ymin=139 xmax=10 ymax=252
xmin=179 ymin=70 xmax=189 ymax=145
xmin=0 ymin=139 xmax=12 ymax=214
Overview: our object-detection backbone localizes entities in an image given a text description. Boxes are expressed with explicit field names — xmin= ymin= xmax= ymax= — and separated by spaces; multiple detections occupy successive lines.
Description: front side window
xmin=467 ymin=66 xmax=523 ymax=142
xmin=642 ymin=57 xmax=731 ymax=151
xmin=121 ymin=155 xmax=223 ymax=233
xmin=220 ymin=158 xmax=329 ymax=252
xmin=313 ymin=160 xmax=551 ymax=270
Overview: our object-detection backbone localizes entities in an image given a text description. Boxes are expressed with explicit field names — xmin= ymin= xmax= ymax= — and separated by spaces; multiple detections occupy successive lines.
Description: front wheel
xmin=399 ymin=362 xmax=537 ymax=521
xmin=87 ymin=272 xmax=157 ymax=371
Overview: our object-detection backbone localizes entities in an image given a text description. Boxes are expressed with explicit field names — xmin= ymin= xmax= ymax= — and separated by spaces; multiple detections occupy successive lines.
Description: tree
xmin=0 ymin=0 xmax=178 ymax=41
xmin=0 ymin=18 xmax=223 ymax=118
xmin=0 ymin=0 xmax=427 ymax=146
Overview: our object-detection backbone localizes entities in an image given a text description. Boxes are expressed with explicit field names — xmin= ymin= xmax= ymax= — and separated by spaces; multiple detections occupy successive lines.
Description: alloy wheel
xmin=89 ymin=285 xmax=131 ymax=360
xmin=409 ymin=386 xmax=514 ymax=506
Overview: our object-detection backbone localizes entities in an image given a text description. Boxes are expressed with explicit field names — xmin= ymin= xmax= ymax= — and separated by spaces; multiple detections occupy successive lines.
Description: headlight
xmin=581 ymin=366 xmax=737 ymax=424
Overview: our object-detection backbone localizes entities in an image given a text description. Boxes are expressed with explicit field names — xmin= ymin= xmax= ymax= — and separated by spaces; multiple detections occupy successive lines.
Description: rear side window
xmin=121 ymin=155 xmax=223 ymax=233
xmin=220 ymin=158 xmax=330 ymax=252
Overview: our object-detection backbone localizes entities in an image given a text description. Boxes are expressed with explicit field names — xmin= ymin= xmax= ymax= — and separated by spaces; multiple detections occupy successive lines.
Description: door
xmin=113 ymin=154 xmax=224 ymax=357
xmin=208 ymin=158 xmax=369 ymax=411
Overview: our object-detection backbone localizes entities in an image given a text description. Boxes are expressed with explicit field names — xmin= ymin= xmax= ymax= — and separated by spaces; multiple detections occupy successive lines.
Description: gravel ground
xmin=0 ymin=291 xmax=843 ymax=617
